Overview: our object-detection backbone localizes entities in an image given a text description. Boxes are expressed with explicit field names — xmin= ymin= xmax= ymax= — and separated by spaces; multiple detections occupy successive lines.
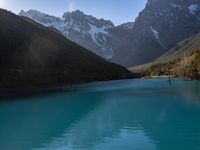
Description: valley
xmin=130 ymin=33 xmax=200 ymax=80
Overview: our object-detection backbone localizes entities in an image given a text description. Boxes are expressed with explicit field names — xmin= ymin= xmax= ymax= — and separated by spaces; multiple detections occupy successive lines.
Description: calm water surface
xmin=0 ymin=78 xmax=200 ymax=150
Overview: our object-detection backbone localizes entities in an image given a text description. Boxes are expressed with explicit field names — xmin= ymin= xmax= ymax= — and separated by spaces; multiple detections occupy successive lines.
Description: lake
xmin=0 ymin=78 xmax=200 ymax=150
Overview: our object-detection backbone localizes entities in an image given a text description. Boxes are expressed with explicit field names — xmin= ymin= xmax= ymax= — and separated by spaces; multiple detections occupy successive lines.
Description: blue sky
xmin=0 ymin=0 xmax=147 ymax=25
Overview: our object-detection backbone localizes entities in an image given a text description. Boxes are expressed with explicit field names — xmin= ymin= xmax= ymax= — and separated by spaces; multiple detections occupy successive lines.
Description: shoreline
xmin=141 ymin=75 xmax=176 ymax=79
xmin=0 ymin=77 xmax=140 ymax=99
xmin=0 ymin=77 xmax=198 ymax=100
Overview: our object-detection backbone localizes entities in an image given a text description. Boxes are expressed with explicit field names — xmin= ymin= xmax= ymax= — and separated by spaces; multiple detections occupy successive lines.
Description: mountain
xmin=0 ymin=9 xmax=132 ymax=90
xmin=19 ymin=0 xmax=200 ymax=68
xmin=130 ymin=33 xmax=200 ymax=80
xmin=18 ymin=10 xmax=136 ymax=62
xmin=113 ymin=0 xmax=200 ymax=67
xmin=19 ymin=10 xmax=115 ymax=59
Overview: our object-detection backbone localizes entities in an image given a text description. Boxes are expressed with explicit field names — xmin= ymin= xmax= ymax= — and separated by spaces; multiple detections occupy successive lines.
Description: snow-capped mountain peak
xmin=19 ymin=9 xmax=116 ymax=59
xmin=188 ymin=4 xmax=199 ymax=15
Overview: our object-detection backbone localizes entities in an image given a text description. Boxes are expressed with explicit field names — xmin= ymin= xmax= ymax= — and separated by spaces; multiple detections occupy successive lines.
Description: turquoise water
xmin=0 ymin=78 xmax=200 ymax=150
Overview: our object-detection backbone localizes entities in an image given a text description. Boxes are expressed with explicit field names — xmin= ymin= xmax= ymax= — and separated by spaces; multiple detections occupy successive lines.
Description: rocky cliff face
xmin=113 ymin=0 xmax=200 ymax=66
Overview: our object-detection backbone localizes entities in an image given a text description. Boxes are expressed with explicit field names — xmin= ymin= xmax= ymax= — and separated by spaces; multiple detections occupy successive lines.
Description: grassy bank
xmin=130 ymin=49 xmax=200 ymax=80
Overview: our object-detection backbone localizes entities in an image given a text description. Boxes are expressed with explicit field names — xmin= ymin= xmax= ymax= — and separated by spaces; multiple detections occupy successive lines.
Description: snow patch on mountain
xmin=188 ymin=4 xmax=199 ymax=15
xmin=89 ymin=24 xmax=108 ymax=44
xmin=170 ymin=3 xmax=182 ymax=9
xmin=151 ymin=27 xmax=159 ymax=39
xmin=150 ymin=26 xmax=167 ymax=49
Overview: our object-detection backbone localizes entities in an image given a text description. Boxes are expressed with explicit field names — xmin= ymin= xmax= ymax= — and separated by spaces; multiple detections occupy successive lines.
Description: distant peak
xmin=18 ymin=9 xmax=26 ymax=15
xmin=72 ymin=10 xmax=85 ymax=15
xmin=19 ymin=9 xmax=25 ymax=13
xmin=27 ymin=9 xmax=44 ymax=15
xmin=19 ymin=9 xmax=46 ymax=16
xmin=62 ymin=9 xmax=85 ymax=18
xmin=62 ymin=9 xmax=114 ymax=27
xmin=117 ymin=22 xmax=134 ymax=29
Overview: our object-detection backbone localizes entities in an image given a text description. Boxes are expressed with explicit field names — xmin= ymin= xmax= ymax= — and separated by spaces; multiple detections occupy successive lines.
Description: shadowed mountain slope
xmin=0 ymin=9 xmax=132 ymax=90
